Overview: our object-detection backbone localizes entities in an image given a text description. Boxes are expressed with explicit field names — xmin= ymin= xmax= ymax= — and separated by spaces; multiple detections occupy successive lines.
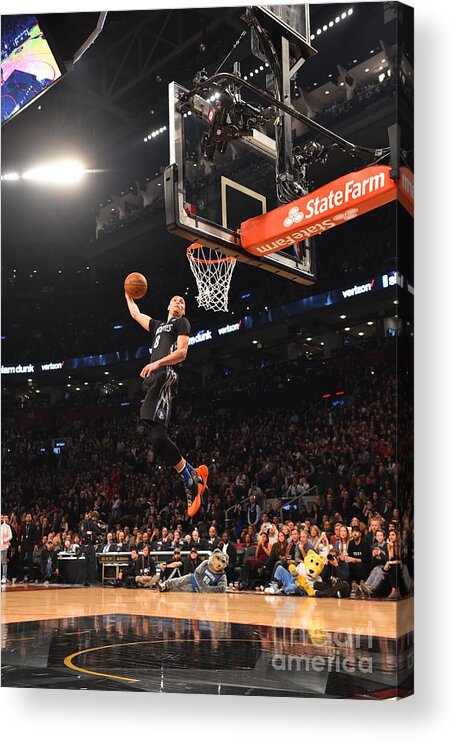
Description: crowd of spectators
xmin=1 ymin=337 xmax=413 ymax=599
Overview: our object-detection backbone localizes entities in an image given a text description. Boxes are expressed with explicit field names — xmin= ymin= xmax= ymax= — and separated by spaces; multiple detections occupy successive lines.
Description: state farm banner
xmin=397 ymin=167 xmax=414 ymax=216
xmin=240 ymin=165 xmax=414 ymax=257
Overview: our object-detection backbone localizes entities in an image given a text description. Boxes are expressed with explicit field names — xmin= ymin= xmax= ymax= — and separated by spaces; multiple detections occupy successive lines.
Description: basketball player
xmin=125 ymin=292 xmax=207 ymax=517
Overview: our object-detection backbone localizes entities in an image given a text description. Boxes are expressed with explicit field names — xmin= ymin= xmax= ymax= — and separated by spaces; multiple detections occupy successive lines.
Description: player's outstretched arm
xmin=125 ymin=292 xmax=152 ymax=331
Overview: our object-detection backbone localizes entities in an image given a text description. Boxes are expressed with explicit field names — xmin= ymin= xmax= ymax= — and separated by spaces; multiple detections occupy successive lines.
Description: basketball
xmin=124 ymin=272 xmax=148 ymax=299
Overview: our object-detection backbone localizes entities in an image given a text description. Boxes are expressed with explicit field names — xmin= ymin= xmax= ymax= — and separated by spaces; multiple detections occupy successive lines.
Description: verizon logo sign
xmin=41 ymin=361 xmax=65 ymax=371
xmin=342 ymin=279 xmax=375 ymax=298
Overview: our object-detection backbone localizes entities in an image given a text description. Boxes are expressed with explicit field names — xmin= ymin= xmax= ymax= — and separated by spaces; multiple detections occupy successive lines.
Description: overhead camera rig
xmin=178 ymin=6 xmax=396 ymax=205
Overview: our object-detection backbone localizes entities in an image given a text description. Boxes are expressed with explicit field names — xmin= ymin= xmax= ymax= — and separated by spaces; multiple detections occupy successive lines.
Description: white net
xmin=186 ymin=243 xmax=236 ymax=312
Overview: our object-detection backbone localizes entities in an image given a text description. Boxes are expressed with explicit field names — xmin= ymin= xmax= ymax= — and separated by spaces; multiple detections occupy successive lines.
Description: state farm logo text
xmin=254 ymin=171 xmax=386 ymax=255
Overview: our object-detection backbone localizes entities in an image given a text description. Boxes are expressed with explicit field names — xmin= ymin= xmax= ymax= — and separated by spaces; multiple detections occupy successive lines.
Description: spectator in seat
xmin=158 ymin=548 xmax=184 ymax=582
xmin=238 ymin=531 xmax=270 ymax=590
xmin=184 ymin=547 xmax=202 ymax=575
xmin=309 ymin=524 xmax=321 ymax=549
xmin=246 ymin=495 xmax=262 ymax=530
xmin=299 ymin=528 xmax=312 ymax=557
xmin=237 ymin=532 xmax=254 ymax=549
xmin=135 ymin=544 xmax=156 ymax=588
xmin=170 ymin=530 xmax=184 ymax=549
xmin=99 ymin=532 xmax=117 ymax=554
xmin=335 ymin=525 xmax=351 ymax=557
xmin=159 ymin=532 xmax=175 ymax=552
xmin=150 ymin=526 xmax=160 ymax=545
xmin=330 ymin=522 xmax=342 ymax=546
xmin=323 ymin=491 xmax=338 ymax=520
xmin=232 ymin=502 xmax=245 ymax=537
xmin=314 ymin=531 xmax=331 ymax=558
xmin=266 ymin=523 xmax=279 ymax=546
xmin=120 ymin=547 xmax=139 ymax=588
xmin=128 ymin=527 xmax=139 ymax=549
xmin=40 ymin=541 xmax=59 ymax=584
xmin=156 ymin=527 xmax=169 ymax=549
xmin=139 ymin=532 xmax=150 ymax=552
xmin=384 ymin=530 xmax=411 ymax=598
xmin=1 ymin=514 xmax=13 ymax=584
xmin=382 ymin=494 xmax=395 ymax=522
xmin=358 ymin=528 xmax=388 ymax=597
xmin=310 ymin=496 xmax=323 ymax=526
xmin=371 ymin=528 xmax=388 ymax=562
xmin=365 ymin=516 xmax=382 ymax=547
xmin=72 ymin=534 xmax=82 ymax=553
xmin=189 ymin=528 xmax=207 ymax=551
xmin=116 ymin=531 xmax=129 ymax=551
xmin=314 ymin=549 xmax=350 ymax=598
xmin=262 ymin=529 xmax=289 ymax=580
xmin=218 ymin=531 xmax=237 ymax=585
xmin=345 ymin=525 xmax=372 ymax=597
xmin=287 ymin=527 xmax=305 ymax=564
xmin=206 ymin=525 xmax=219 ymax=551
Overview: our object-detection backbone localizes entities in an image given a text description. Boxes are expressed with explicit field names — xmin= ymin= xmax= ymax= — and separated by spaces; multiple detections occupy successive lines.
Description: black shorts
xmin=140 ymin=368 xmax=178 ymax=427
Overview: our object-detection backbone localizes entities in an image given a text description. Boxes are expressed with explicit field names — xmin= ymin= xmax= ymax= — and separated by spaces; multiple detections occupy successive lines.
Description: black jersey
xmin=148 ymin=316 xmax=190 ymax=365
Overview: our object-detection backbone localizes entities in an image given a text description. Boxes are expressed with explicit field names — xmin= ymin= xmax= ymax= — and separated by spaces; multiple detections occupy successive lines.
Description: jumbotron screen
xmin=1 ymin=14 xmax=65 ymax=124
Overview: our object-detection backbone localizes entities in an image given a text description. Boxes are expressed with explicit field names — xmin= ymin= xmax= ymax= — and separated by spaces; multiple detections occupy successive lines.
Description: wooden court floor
xmin=2 ymin=586 xmax=413 ymax=638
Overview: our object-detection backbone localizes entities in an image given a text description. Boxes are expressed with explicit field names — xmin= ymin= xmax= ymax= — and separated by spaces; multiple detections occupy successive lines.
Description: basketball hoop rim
xmin=186 ymin=243 xmax=236 ymax=265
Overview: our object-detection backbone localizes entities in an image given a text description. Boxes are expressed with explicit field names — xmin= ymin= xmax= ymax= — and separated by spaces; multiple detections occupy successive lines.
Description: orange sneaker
xmin=186 ymin=465 xmax=208 ymax=518
xmin=187 ymin=489 xmax=201 ymax=518
xmin=195 ymin=465 xmax=208 ymax=494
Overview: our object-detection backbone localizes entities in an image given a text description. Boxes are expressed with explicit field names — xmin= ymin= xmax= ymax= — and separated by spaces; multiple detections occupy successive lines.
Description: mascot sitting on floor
xmin=153 ymin=549 xmax=229 ymax=593
xmin=265 ymin=550 xmax=325 ymax=596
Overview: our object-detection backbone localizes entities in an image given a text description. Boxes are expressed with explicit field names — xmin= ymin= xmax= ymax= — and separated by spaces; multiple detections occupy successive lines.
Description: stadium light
xmin=1 ymin=172 xmax=19 ymax=181
xmin=23 ymin=159 xmax=85 ymax=184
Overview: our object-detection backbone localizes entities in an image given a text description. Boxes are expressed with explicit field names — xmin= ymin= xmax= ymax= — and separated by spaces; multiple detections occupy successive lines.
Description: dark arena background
xmin=1 ymin=3 xmax=414 ymax=699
